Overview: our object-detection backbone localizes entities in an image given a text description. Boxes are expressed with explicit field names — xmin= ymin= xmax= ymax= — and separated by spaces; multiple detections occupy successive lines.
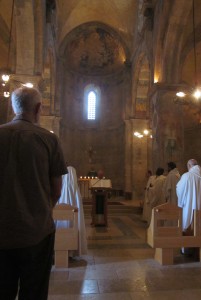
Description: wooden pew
xmin=147 ymin=203 xmax=201 ymax=265
xmin=53 ymin=203 xmax=79 ymax=268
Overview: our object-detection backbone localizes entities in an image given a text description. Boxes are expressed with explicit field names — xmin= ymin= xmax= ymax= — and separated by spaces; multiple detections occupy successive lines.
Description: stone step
xmin=83 ymin=204 xmax=142 ymax=216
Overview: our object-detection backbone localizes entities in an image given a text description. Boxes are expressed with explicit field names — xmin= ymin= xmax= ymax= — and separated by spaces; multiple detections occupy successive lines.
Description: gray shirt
xmin=0 ymin=118 xmax=67 ymax=249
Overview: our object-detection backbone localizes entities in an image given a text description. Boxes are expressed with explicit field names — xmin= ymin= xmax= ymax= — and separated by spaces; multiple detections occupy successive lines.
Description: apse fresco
xmin=64 ymin=25 xmax=126 ymax=75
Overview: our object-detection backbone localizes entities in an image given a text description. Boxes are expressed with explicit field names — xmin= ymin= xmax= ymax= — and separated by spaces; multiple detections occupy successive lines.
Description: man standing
xmin=0 ymin=87 xmax=67 ymax=299
xmin=177 ymin=159 xmax=201 ymax=232
xmin=163 ymin=161 xmax=180 ymax=204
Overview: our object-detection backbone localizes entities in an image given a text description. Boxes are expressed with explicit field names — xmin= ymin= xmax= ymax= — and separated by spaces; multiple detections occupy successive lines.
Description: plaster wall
xmin=184 ymin=127 xmax=201 ymax=174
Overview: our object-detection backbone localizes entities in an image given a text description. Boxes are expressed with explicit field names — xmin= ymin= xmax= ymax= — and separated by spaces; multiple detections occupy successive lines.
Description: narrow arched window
xmin=84 ymin=84 xmax=100 ymax=124
xmin=87 ymin=90 xmax=96 ymax=120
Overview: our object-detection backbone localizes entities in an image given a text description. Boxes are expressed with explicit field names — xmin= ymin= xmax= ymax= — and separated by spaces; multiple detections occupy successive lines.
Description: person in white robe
xmin=59 ymin=166 xmax=88 ymax=256
xmin=150 ymin=168 xmax=166 ymax=209
xmin=177 ymin=159 xmax=201 ymax=232
xmin=163 ymin=161 xmax=180 ymax=204
xmin=142 ymin=172 xmax=157 ymax=224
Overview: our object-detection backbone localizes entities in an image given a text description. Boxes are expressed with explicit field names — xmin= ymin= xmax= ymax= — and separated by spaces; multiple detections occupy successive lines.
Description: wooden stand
xmin=90 ymin=188 xmax=111 ymax=226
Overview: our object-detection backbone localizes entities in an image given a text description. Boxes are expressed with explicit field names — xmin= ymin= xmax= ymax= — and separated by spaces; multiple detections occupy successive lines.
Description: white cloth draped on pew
xmin=58 ymin=166 xmax=87 ymax=256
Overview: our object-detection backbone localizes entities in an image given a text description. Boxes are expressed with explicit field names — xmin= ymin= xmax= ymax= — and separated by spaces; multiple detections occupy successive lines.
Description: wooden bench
xmin=147 ymin=202 xmax=201 ymax=265
xmin=53 ymin=203 xmax=79 ymax=268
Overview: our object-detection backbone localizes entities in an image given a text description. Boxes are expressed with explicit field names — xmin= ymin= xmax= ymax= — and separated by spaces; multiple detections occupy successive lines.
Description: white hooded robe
xmin=58 ymin=166 xmax=88 ymax=256
xmin=177 ymin=165 xmax=201 ymax=230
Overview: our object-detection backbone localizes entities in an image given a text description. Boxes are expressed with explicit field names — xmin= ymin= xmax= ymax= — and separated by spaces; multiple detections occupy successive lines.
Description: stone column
xmin=131 ymin=118 xmax=151 ymax=200
xmin=124 ymin=119 xmax=132 ymax=199
xmin=39 ymin=115 xmax=61 ymax=137
xmin=124 ymin=118 xmax=152 ymax=201
xmin=55 ymin=57 xmax=65 ymax=116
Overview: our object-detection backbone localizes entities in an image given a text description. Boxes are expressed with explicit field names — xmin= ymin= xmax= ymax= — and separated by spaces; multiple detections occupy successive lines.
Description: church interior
xmin=1 ymin=0 xmax=201 ymax=299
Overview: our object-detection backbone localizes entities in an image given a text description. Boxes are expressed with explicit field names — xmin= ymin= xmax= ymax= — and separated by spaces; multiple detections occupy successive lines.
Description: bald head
xmin=187 ymin=159 xmax=198 ymax=170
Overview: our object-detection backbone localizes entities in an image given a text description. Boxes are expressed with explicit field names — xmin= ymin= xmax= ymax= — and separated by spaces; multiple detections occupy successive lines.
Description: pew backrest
xmin=52 ymin=203 xmax=79 ymax=268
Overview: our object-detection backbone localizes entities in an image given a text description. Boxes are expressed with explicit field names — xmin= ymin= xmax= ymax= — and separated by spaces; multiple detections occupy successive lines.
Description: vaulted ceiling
xmin=0 ymin=0 xmax=139 ymax=76
xmin=1 ymin=0 xmax=201 ymax=82
xmin=56 ymin=0 xmax=138 ymax=51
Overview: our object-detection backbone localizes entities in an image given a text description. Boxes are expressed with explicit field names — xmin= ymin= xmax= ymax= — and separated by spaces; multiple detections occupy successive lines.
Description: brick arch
xmin=161 ymin=0 xmax=192 ymax=83
xmin=153 ymin=0 xmax=192 ymax=84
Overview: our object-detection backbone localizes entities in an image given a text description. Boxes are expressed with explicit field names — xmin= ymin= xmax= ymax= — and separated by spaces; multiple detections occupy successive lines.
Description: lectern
xmin=89 ymin=179 xmax=112 ymax=226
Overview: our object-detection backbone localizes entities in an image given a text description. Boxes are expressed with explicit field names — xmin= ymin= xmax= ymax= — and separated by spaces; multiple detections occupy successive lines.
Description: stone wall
xmin=59 ymin=70 xmax=127 ymax=190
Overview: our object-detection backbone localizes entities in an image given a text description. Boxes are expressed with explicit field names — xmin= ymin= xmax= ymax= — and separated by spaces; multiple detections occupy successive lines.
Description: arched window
xmin=84 ymin=85 xmax=100 ymax=123
xmin=87 ymin=91 xmax=96 ymax=120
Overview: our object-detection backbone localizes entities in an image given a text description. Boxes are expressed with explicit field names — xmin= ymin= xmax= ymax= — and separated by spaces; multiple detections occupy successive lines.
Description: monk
xmin=177 ymin=159 xmax=201 ymax=232
xmin=163 ymin=161 xmax=180 ymax=204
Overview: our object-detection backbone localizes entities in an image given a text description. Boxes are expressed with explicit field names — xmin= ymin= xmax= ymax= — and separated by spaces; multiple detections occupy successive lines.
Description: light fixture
xmin=4 ymin=92 xmax=10 ymax=98
xmin=23 ymin=83 xmax=34 ymax=88
xmin=174 ymin=0 xmax=201 ymax=104
xmin=2 ymin=75 xmax=10 ymax=83
xmin=134 ymin=129 xmax=152 ymax=139
xmin=0 ymin=0 xmax=33 ymax=98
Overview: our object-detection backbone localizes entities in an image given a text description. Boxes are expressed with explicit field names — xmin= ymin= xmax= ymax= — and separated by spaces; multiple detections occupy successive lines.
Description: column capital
xmin=149 ymin=82 xmax=191 ymax=98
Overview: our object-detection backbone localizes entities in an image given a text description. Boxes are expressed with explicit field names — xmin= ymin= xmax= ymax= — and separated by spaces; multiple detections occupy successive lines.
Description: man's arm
xmin=50 ymin=176 xmax=63 ymax=207
xmin=176 ymin=174 xmax=187 ymax=207
xmin=163 ymin=176 xmax=170 ymax=201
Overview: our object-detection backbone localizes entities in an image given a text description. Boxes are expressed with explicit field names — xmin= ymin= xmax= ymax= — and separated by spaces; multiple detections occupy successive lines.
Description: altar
xmin=78 ymin=178 xmax=92 ymax=201
xmin=89 ymin=179 xmax=112 ymax=226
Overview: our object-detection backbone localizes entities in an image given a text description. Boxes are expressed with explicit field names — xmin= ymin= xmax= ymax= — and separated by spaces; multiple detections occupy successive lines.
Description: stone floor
xmin=48 ymin=200 xmax=201 ymax=299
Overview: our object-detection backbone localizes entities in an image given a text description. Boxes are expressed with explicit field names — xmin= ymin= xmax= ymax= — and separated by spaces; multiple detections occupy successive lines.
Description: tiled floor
xmin=48 ymin=200 xmax=201 ymax=299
